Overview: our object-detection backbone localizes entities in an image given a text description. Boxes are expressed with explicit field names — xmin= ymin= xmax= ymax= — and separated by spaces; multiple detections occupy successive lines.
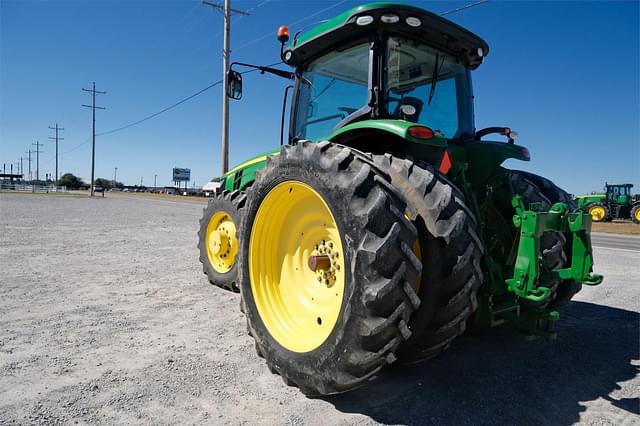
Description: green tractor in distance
xmin=576 ymin=183 xmax=640 ymax=224
xmin=197 ymin=2 xmax=603 ymax=396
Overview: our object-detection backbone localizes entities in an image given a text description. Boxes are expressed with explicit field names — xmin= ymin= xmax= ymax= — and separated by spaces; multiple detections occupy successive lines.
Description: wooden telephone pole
xmin=202 ymin=0 xmax=249 ymax=175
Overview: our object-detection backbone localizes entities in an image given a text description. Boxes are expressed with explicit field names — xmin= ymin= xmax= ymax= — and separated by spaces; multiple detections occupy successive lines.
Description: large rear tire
xmin=239 ymin=142 xmax=421 ymax=396
xmin=197 ymin=190 xmax=246 ymax=292
xmin=371 ymin=154 xmax=483 ymax=363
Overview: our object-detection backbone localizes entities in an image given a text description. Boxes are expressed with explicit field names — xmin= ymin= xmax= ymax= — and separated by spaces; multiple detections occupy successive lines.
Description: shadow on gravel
xmin=325 ymin=301 xmax=639 ymax=425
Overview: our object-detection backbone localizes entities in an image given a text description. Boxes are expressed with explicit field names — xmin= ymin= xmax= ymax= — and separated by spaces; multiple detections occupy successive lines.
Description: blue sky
xmin=1 ymin=0 xmax=638 ymax=194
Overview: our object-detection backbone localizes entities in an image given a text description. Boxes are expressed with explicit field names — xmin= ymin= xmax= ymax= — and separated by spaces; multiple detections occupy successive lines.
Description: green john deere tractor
xmin=576 ymin=183 xmax=640 ymax=224
xmin=197 ymin=2 xmax=603 ymax=396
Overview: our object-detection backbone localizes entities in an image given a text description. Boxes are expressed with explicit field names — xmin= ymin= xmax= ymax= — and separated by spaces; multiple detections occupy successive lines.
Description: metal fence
xmin=0 ymin=182 xmax=67 ymax=193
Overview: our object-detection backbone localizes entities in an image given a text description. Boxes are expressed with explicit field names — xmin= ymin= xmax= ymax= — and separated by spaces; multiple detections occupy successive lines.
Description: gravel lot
xmin=1 ymin=192 xmax=638 ymax=425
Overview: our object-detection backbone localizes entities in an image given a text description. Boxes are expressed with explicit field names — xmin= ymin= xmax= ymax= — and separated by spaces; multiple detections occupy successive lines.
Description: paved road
xmin=1 ymin=193 xmax=637 ymax=425
xmin=592 ymin=233 xmax=640 ymax=253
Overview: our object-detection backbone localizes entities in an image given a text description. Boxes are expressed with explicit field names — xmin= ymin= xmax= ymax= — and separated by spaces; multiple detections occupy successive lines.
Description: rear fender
xmin=327 ymin=120 xmax=447 ymax=167
xmin=327 ymin=119 xmax=447 ymax=148
xmin=461 ymin=140 xmax=531 ymax=188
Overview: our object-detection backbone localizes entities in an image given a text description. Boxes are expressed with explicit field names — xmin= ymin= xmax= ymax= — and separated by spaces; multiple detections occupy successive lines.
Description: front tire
xmin=197 ymin=190 xmax=245 ymax=292
xmin=239 ymin=142 xmax=421 ymax=396
xmin=587 ymin=203 xmax=609 ymax=222
xmin=631 ymin=204 xmax=640 ymax=224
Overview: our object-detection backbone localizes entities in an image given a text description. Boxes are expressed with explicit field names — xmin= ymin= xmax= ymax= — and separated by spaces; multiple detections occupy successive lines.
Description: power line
xmin=82 ymin=82 xmax=106 ymax=197
xmin=245 ymin=0 xmax=272 ymax=14
xmin=96 ymin=81 xmax=220 ymax=137
xmin=206 ymin=0 xmax=273 ymax=40
xmin=440 ymin=0 xmax=490 ymax=16
xmin=95 ymin=63 xmax=279 ymax=138
xmin=234 ymin=0 xmax=348 ymax=52
xmin=230 ymin=0 xmax=272 ymax=25
xmin=58 ymin=137 xmax=92 ymax=157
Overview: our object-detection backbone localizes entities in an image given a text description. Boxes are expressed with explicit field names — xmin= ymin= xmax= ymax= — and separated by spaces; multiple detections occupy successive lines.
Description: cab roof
xmin=285 ymin=2 xmax=489 ymax=69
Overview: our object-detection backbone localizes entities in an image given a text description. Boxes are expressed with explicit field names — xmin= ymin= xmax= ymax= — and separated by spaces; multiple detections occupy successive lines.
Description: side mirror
xmin=227 ymin=70 xmax=243 ymax=100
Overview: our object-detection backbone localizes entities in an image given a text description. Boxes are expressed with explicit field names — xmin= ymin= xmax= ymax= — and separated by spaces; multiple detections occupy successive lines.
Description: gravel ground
xmin=0 ymin=192 xmax=638 ymax=425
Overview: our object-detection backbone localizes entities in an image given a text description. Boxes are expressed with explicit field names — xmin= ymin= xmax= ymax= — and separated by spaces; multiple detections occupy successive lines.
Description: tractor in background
xmin=576 ymin=183 xmax=640 ymax=224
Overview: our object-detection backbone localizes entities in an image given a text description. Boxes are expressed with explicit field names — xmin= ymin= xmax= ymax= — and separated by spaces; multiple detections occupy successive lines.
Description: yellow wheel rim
xmin=249 ymin=181 xmax=345 ymax=353
xmin=205 ymin=211 xmax=238 ymax=273
xmin=635 ymin=209 xmax=640 ymax=222
xmin=589 ymin=206 xmax=606 ymax=221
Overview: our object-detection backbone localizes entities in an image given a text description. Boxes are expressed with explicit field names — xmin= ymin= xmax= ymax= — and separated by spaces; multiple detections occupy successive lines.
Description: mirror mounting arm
xmin=229 ymin=62 xmax=294 ymax=80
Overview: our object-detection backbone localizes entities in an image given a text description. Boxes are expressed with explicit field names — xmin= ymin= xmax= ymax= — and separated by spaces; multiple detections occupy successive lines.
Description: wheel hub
xmin=589 ymin=206 xmax=606 ymax=221
xmin=308 ymin=240 xmax=340 ymax=287
xmin=205 ymin=212 xmax=237 ymax=273
xmin=208 ymin=230 xmax=230 ymax=255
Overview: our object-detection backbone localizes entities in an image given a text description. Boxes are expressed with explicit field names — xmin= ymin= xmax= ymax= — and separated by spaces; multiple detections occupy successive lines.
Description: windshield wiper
xmin=427 ymin=54 xmax=445 ymax=106
xmin=311 ymin=78 xmax=337 ymax=102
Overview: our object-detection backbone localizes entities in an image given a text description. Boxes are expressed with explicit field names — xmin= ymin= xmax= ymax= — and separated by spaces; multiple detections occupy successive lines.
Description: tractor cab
xmin=281 ymin=3 xmax=486 ymax=146
xmin=605 ymin=183 xmax=633 ymax=204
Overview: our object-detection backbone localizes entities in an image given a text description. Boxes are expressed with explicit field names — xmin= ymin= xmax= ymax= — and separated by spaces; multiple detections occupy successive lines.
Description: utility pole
xmin=82 ymin=82 xmax=106 ymax=197
xmin=140 ymin=176 xmax=143 ymax=187
xmin=202 ymin=0 xmax=249 ymax=175
xmin=154 ymin=174 xmax=157 ymax=188
xmin=113 ymin=167 xmax=118 ymax=186
xmin=48 ymin=123 xmax=64 ymax=182
xmin=25 ymin=150 xmax=32 ymax=181
xmin=32 ymin=141 xmax=43 ymax=181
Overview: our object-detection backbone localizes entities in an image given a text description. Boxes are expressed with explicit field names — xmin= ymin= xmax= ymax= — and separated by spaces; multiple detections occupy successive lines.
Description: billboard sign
xmin=173 ymin=167 xmax=191 ymax=182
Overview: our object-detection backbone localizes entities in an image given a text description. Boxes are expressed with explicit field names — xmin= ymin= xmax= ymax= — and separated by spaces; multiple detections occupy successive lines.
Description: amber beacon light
xmin=277 ymin=25 xmax=290 ymax=43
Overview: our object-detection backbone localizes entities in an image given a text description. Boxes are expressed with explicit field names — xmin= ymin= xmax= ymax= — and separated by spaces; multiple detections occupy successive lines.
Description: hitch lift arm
xmin=506 ymin=196 xmax=604 ymax=302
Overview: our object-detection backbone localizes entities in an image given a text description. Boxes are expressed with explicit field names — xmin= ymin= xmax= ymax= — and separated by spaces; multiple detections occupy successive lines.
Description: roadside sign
xmin=173 ymin=168 xmax=190 ymax=182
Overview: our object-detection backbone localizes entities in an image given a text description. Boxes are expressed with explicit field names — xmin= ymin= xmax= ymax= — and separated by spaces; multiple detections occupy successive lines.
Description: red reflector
xmin=521 ymin=147 xmax=530 ymax=159
xmin=503 ymin=127 xmax=511 ymax=135
xmin=439 ymin=150 xmax=453 ymax=174
xmin=408 ymin=126 xmax=434 ymax=140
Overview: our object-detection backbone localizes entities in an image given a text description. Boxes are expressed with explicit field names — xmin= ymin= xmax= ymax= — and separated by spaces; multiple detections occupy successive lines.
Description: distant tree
xmin=94 ymin=178 xmax=113 ymax=189
xmin=57 ymin=173 xmax=82 ymax=189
